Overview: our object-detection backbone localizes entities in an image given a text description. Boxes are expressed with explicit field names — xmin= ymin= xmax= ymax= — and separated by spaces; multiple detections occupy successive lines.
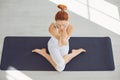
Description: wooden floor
xmin=0 ymin=0 xmax=120 ymax=80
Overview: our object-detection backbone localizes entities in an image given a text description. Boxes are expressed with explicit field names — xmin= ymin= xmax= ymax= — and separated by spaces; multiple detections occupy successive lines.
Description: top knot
xmin=57 ymin=4 xmax=67 ymax=11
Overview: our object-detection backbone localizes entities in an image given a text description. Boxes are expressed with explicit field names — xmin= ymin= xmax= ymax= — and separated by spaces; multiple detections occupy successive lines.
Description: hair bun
xmin=58 ymin=4 xmax=67 ymax=11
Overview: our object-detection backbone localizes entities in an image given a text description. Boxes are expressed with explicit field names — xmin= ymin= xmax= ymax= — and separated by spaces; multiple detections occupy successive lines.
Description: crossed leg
xmin=32 ymin=48 xmax=86 ymax=71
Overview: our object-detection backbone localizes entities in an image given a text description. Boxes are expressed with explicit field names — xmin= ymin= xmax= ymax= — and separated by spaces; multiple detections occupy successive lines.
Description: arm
xmin=66 ymin=23 xmax=73 ymax=38
xmin=48 ymin=23 xmax=60 ymax=40
xmin=60 ymin=23 xmax=74 ymax=46
xmin=61 ymin=23 xmax=73 ymax=40
xmin=49 ymin=22 xmax=73 ymax=46
xmin=48 ymin=23 xmax=63 ymax=46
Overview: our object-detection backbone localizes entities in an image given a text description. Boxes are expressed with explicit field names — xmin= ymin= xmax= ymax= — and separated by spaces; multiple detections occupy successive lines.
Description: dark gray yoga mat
xmin=0 ymin=37 xmax=115 ymax=71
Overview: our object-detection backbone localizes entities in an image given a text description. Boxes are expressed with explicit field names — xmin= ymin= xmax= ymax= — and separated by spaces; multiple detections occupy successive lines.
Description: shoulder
xmin=49 ymin=22 xmax=55 ymax=29
xmin=50 ymin=22 xmax=54 ymax=27
xmin=49 ymin=22 xmax=56 ymax=32
xmin=67 ymin=23 xmax=73 ymax=31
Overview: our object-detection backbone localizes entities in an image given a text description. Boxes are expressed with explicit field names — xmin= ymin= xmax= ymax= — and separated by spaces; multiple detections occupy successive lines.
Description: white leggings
xmin=48 ymin=37 xmax=69 ymax=72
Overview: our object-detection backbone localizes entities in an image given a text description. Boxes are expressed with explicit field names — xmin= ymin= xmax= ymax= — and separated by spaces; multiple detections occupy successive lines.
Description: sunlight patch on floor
xmin=6 ymin=66 xmax=32 ymax=80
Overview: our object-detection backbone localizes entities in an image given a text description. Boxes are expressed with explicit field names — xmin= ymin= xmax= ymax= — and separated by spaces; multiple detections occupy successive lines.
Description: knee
xmin=56 ymin=61 xmax=65 ymax=72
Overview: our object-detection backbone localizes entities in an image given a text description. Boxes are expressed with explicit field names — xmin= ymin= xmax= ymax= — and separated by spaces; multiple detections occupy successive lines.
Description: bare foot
xmin=32 ymin=48 xmax=46 ymax=56
xmin=72 ymin=48 xmax=86 ymax=55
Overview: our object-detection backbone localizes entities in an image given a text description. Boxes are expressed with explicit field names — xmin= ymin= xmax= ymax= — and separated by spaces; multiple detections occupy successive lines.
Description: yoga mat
xmin=0 ymin=37 xmax=115 ymax=71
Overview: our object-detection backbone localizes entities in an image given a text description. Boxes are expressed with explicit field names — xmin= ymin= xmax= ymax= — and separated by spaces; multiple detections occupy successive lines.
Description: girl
xmin=32 ymin=4 xmax=86 ymax=72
